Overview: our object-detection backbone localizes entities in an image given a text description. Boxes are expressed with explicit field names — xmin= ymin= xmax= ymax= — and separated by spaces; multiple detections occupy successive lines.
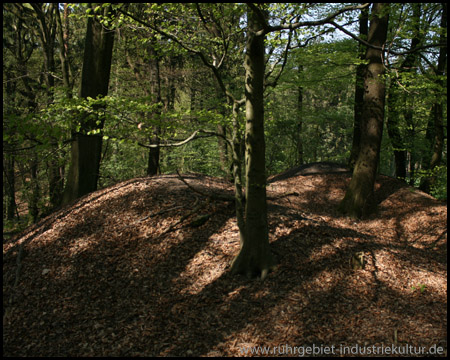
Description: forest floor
xmin=3 ymin=163 xmax=447 ymax=357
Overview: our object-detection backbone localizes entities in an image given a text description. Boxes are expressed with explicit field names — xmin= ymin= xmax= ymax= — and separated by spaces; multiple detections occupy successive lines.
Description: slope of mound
xmin=3 ymin=171 xmax=447 ymax=356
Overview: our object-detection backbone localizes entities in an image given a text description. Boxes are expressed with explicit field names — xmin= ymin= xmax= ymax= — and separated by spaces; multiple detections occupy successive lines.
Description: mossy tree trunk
xmin=231 ymin=6 xmax=276 ymax=279
xmin=63 ymin=4 xmax=115 ymax=205
xmin=339 ymin=3 xmax=389 ymax=219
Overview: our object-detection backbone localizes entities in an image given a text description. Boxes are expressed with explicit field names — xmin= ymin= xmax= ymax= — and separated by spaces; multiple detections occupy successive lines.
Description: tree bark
xmin=63 ymin=4 xmax=115 ymax=205
xmin=339 ymin=3 xmax=389 ymax=219
xmin=231 ymin=6 xmax=276 ymax=278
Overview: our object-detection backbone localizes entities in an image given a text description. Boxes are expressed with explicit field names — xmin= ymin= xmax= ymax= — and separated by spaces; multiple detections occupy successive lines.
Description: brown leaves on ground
xmin=3 ymin=169 xmax=447 ymax=356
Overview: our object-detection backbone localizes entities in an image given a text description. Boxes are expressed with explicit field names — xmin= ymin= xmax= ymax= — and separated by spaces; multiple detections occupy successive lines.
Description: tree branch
xmin=329 ymin=20 xmax=446 ymax=56
xmin=137 ymin=129 xmax=232 ymax=149
xmin=254 ymin=3 xmax=371 ymax=36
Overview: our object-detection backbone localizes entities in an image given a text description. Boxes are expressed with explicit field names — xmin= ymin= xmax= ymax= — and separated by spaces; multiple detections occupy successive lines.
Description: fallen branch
xmin=267 ymin=191 xmax=300 ymax=200
xmin=128 ymin=205 xmax=185 ymax=226
xmin=176 ymin=170 xmax=235 ymax=202
xmin=153 ymin=197 xmax=204 ymax=239
xmin=425 ymin=228 xmax=447 ymax=249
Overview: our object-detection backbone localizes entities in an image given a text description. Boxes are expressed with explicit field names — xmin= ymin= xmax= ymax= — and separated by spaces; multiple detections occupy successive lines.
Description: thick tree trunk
xmin=63 ymin=5 xmax=115 ymax=205
xmin=63 ymin=133 xmax=103 ymax=201
xmin=231 ymin=7 xmax=276 ymax=278
xmin=339 ymin=3 xmax=389 ymax=219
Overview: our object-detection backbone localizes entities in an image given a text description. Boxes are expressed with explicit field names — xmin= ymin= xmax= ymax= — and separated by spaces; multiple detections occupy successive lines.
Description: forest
xmin=3 ymin=3 xmax=448 ymax=357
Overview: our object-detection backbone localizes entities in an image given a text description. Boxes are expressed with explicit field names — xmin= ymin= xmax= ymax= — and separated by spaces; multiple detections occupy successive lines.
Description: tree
xmin=230 ymin=6 xmax=276 ymax=278
xmin=339 ymin=3 xmax=390 ymax=218
xmin=3 ymin=4 xmax=41 ymax=222
xmin=62 ymin=4 xmax=115 ymax=205
xmin=120 ymin=3 xmax=373 ymax=277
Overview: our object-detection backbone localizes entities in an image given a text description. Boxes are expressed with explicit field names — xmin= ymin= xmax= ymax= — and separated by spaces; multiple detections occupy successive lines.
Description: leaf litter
xmin=3 ymin=169 xmax=447 ymax=356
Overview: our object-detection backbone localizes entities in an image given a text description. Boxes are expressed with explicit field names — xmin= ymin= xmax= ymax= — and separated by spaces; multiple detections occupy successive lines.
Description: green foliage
xmin=411 ymin=283 xmax=427 ymax=293
xmin=2 ymin=2 xmax=447 ymax=230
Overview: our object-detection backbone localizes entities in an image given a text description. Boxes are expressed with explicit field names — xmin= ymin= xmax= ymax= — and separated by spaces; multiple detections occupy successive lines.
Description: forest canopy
xmin=3 ymin=3 xmax=447 ymax=228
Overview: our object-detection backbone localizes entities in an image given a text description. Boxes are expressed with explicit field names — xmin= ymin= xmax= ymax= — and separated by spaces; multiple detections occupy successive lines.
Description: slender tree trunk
xmin=3 ymin=152 xmax=16 ymax=220
xmin=3 ymin=70 xmax=18 ymax=220
xmin=29 ymin=155 xmax=40 ymax=223
xmin=217 ymin=87 xmax=230 ymax=175
xmin=147 ymin=42 xmax=162 ymax=176
xmin=349 ymin=7 xmax=368 ymax=169
xmin=386 ymin=3 xmax=423 ymax=181
xmin=56 ymin=2 xmax=72 ymax=97
xmin=32 ymin=3 xmax=66 ymax=209
xmin=386 ymin=88 xmax=407 ymax=179
xmin=339 ymin=3 xmax=389 ymax=219
xmin=63 ymin=5 xmax=115 ymax=204
xmin=296 ymin=64 xmax=304 ymax=166
xmin=231 ymin=7 xmax=276 ymax=278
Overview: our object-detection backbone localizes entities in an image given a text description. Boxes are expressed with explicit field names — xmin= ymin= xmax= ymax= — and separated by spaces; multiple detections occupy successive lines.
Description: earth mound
xmin=3 ymin=170 xmax=447 ymax=356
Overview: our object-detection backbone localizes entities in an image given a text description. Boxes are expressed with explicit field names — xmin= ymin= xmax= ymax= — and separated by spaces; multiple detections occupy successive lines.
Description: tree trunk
xmin=29 ymin=155 xmax=40 ymax=223
xmin=231 ymin=7 xmax=276 ymax=278
xmin=339 ymin=3 xmax=389 ymax=219
xmin=147 ymin=39 xmax=163 ymax=176
xmin=296 ymin=64 xmax=304 ymax=166
xmin=386 ymin=89 xmax=407 ymax=179
xmin=348 ymin=7 xmax=368 ymax=169
xmin=217 ymin=87 xmax=230 ymax=175
xmin=3 ymin=152 xmax=16 ymax=220
xmin=63 ymin=4 xmax=115 ymax=205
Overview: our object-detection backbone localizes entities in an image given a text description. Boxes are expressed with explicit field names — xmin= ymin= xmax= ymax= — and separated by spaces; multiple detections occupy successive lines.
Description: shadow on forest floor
xmin=3 ymin=170 xmax=447 ymax=356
